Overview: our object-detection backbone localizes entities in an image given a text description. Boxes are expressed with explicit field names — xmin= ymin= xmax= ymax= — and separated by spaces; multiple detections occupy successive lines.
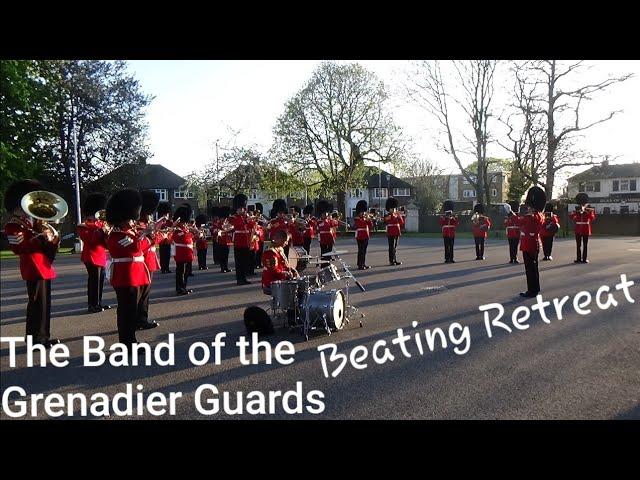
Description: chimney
xmin=602 ymin=156 xmax=610 ymax=167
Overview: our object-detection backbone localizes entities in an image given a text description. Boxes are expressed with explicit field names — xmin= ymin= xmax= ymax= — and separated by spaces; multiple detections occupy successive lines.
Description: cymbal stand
xmin=333 ymin=256 xmax=365 ymax=327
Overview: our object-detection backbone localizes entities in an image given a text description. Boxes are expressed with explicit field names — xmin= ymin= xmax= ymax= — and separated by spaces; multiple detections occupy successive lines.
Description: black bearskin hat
xmin=4 ymin=179 xmax=44 ymax=212
xmin=508 ymin=201 xmax=520 ymax=213
xmin=83 ymin=193 xmax=107 ymax=216
xmin=544 ymin=202 xmax=555 ymax=213
xmin=140 ymin=190 xmax=160 ymax=217
xmin=173 ymin=206 xmax=190 ymax=222
xmin=180 ymin=202 xmax=193 ymax=219
xmin=157 ymin=202 xmax=172 ymax=217
xmin=195 ymin=213 xmax=208 ymax=227
xmin=473 ymin=203 xmax=485 ymax=214
xmin=575 ymin=192 xmax=589 ymax=206
xmin=316 ymin=200 xmax=331 ymax=216
xmin=385 ymin=197 xmax=399 ymax=211
xmin=219 ymin=206 xmax=231 ymax=218
xmin=356 ymin=200 xmax=368 ymax=214
xmin=303 ymin=204 xmax=314 ymax=215
xmin=209 ymin=206 xmax=220 ymax=218
xmin=243 ymin=306 xmax=274 ymax=335
xmin=443 ymin=200 xmax=454 ymax=212
xmin=291 ymin=205 xmax=301 ymax=215
xmin=272 ymin=198 xmax=287 ymax=215
xmin=525 ymin=186 xmax=547 ymax=212
xmin=255 ymin=202 xmax=263 ymax=214
xmin=106 ymin=189 xmax=142 ymax=224
xmin=232 ymin=193 xmax=248 ymax=210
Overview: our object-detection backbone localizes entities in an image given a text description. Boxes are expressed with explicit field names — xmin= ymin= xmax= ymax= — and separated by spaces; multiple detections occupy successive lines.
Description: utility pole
xmin=216 ymin=139 xmax=220 ymax=203
xmin=70 ymin=94 xmax=82 ymax=253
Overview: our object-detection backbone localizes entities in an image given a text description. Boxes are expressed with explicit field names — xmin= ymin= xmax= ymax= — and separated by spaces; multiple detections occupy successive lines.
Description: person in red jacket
xmin=517 ymin=187 xmax=546 ymax=298
xmin=439 ymin=200 xmax=459 ymax=263
xmin=105 ymin=189 xmax=152 ymax=349
xmin=209 ymin=206 xmax=220 ymax=266
xmin=384 ymin=197 xmax=405 ymax=266
xmin=4 ymin=179 xmax=61 ymax=348
xmin=215 ymin=206 xmax=233 ymax=273
xmin=541 ymin=202 xmax=560 ymax=261
xmin=302 ymin=204 xmax=316 ymax=256
xmin=316 ymin=200 xmax=337 ymax=268
xmin=471 ymin=203 xmax=491 ymax=260
xmin=135 ymin=190 xmax=161 ymax=330
xmin=268 ymin=198 xmax=290 ymax=257
xmin=172 ymin=206 xmax=195 ymax=295
xmin=77 ymin=192 xmax=111 ymax=313
xmin=156 ymin=202 xmax=173 ymax=273
xmin=570 ymin=194 xmax=596 ymax=263
xmin=503 ymin=201 xmax=521 ymax=264
xmin=227 ymin=194 xmax=256 ymax=285
xmin=354 ymin=200 xmax=373 ymax=270
xmin=254 ymin=203 xmax=266 ymax=268
xmin=288 ymin=206 xmax=305 ymax=248
xmin=195 ymin=213 xmax=209 ymax=270
xmin=261 ymin=229 xmax=298 ymax=294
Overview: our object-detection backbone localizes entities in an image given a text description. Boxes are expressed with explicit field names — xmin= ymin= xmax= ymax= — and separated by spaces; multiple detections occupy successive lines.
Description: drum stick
xmin=355 ymin=280 xmax=366 ymax=292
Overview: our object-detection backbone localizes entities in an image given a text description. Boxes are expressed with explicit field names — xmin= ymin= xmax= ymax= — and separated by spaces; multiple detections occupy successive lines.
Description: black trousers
xmin=249 ymin=250 xmax=256 ymax=275
xmin=508 ymin=238 xmax=519 ymax=261
xmin=542 ymin=236 xmax=554 ymax=258
xmin=256 ymin=243 xmax=263 ymax=268
xmin=218 ymin=245 xmax=230 ymax=271
xmin=234 ymin=247 xmax=251 ymax=283
xmin=187 ymin=262 xmax=193 ymax=276
xmin=357 ymin=239 xmax=368 ymax=267
xmin=212 ymin=243 xmax=219 ymax=264
xmin=138 ymin=281 xmax=151 ymax=324
xmin=303 ymin=238 xmax=312 ymax=256
xmin=443 ymin=237 xmax=455 ymax=261
xmin=320 ymin=243 xmax=334 ymax=268
xmin=197 ymin=248 xmax=208 ymax=268
xmin=25 ymin=279 xmax=52 ymax=342
xmin=575 ymin=235 xmax=589 ymax=261
xmin=523 ymin=250 xmax=540 ymax=295
xmin=388 ymin=236 xmax=399 ymax=263
xmin=84 ymin=262 xmax=105 ymax=308
xmin=115 ymin=286 xmax=140 ymax=346
xmin=159 ymin=244 xmax=171 ymax=272
xmin=176 ymin=262 xmax=189 ymax=293
xmin=474 ymin=237 xmax=486 ymax=258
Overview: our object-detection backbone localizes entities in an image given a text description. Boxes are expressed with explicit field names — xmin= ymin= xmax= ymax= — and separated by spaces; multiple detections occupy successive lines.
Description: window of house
xmin=491 ymin=188 xmax=498 ymax=197
xmin=373 ymin=188 xmax=388 ymax=198
xmin=248 ymin=189 xmax=258 ymax=200
xmin=578 ymin=182 xmax=585 ymax=192
xmin=631 ymin=180 xmax=637 ymax=191
xmin=154 ymin=189 xmax=168 ymax=202
xmin=174 ymin=188 xmax=194 ymax=199
xmin=350 ymin=189 xmax=363 ymax=198
xmin=393 ymin=188 xmax=410 ymax=197
xmin=615 ymin=179 xmax=637 ymax=192
xmin=585 ymin=181 xmax=600 ymax=193
xmin=463 ymin=190 xmax=476 ymax=198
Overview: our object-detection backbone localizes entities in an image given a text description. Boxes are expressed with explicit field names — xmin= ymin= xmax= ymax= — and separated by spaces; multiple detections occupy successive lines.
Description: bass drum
xmin=288 ymin=246 xmax=308 ymax=273
xmin=305 ymin=289 xmax=345 ymax=331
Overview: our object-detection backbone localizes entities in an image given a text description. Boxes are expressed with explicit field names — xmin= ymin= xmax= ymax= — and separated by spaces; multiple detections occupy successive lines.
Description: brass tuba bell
xmin=21 ymin=190 xmax=69 ymax=223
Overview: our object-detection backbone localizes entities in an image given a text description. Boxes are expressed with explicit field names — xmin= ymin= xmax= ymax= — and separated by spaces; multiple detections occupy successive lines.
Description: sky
xmin=125 ymin=60 xmax=640 ymax=189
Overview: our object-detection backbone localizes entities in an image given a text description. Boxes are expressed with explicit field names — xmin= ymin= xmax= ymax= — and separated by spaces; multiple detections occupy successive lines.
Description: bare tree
xmin=502 ymin=60 xmax=633 ymax=197
xmin=397 ymin=157 xmax=444 ymax=213
xmin=272 ymin=61 xmax=409 ymax=218
xmin=405 ymin=60 xmax=498 ymax=206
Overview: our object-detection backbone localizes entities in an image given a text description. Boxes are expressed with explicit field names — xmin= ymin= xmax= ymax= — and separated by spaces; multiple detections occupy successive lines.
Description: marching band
xmin=3 ymin=177 xmax=604 ymax=350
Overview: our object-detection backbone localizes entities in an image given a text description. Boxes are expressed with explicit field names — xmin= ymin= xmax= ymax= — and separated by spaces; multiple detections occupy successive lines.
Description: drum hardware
xmin=320 ymin=249 xmax=348 ymax=257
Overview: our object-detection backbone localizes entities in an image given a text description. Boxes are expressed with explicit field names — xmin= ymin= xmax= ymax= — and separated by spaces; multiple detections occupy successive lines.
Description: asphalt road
xmin=1 ymin=235 xmax=639 ymax=420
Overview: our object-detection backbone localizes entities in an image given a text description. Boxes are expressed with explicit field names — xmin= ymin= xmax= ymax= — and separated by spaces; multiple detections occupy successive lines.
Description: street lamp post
xmin=216 ymin=139 xmax=220 ymax=203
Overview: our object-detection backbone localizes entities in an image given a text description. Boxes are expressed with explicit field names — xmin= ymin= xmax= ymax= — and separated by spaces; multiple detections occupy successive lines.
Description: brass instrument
xmin=95 ymin=209 xmax=107 ymax=222
xmin=20 ymin=190 xmax=68 ymax=243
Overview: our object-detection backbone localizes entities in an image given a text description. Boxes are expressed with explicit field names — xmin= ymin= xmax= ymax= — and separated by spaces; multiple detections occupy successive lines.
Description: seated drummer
xmin=261 ymin=229 xmax=298 ymax=296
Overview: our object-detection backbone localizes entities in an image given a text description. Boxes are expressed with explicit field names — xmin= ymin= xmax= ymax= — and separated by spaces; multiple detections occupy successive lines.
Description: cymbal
xmin=296 ymin=255 xmax=317 ymax=260
xmin=321 ymin=250 xmax=348 ymax=257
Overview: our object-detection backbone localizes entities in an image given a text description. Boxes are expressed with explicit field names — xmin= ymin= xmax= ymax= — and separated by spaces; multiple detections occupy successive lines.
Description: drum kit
xmin=269 ymin=248 xmax=365 ymax=341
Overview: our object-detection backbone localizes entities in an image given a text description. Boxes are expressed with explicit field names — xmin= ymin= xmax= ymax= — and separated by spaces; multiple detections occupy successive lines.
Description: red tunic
xmin=540 ymin=214 xmax=560 ymax=238
xmin=318 ymin=218 xmax=337 ymax=246
xmin=303 ymin=216 xmax=317 ymax=239
xmin=253 ymin=224 xmax=265 ymax=252
xmin=268 ymin=217 xmax=289 ymax=241
xmin=570 ymin=210 xmax=596 ymax=236
xmin=354 ymin=216 xmax=373 ymax=240
xmin=172 ymin=226 xmax=194 ymax=262
xmin=195 ymin=230 xmax=208 ymax=250
xmin=158 ymin=218 xmax=173 ymax=245
xmin=472 ymin=216 xmax=491 ymax=238
xmin=77 ymin=218 xmax=108 ymax=267
xmin=518 ymin=213 xmax=544 ymax=253
xmin=4 ymin=217 xmax=57 ymax=281
xmin=288 ymin=220 xmax=305 ymax=246
xmin=228 ymin=214 xmax=255 ymax=249
xmin=136 ymin=220 xmax=162 ymax=272
xmin=261 ymin=247 xmax=290 ymax=290
xmin=106 ymin=227 xmax=151 ymax=287
xmin=384 ymin=213 xmax=405 ymax=237
xmin=439 ymin=215 xmax=459 ymax=238
xmin=503 ymin=215 xmax=521 ymax=239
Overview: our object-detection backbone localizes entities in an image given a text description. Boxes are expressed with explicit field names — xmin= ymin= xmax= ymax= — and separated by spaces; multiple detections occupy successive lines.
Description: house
xmin=346 ymin=168 xmax=415 ymax=219
xmin=87 ymin=163 xmax=199 ymax=218
xmin=567 ymin=161 xmax=640 ymax=214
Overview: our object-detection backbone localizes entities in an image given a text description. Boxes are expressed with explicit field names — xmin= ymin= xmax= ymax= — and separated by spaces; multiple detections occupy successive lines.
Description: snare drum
xmin=270 ymin=280 xmax=299 ymax=310
xmin=316 ymin=264 xmax=341 ymax=287
xmin=305 ymin=289 xmax=345 ymax=331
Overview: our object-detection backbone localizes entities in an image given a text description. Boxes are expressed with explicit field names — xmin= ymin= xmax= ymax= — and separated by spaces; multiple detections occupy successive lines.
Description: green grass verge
xmin=1 ymin=248 xmax=75 ymax=259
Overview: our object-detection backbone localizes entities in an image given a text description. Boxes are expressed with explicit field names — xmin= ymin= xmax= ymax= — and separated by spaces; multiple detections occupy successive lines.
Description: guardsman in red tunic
xmin=439 ymin=200 xmax=459 ymax=263
xmin=268 ymin=198 xmax=290 ymax=256
xmin=135 ymin=190 xmax=161 ymax=330
xmin=384 ymin=197 xmax=405 ymax=266
xmin=517 ymin=187 xmax=546 ymax=298
xmin=209 ymin=206 xmax=220 ymax=266
xmin=3 ymin=180 xmax=61 ymax=348
xmin=156 ymin=202 xmax=173 ymax=273
xmin=471 ymin=203 xmax=491 ymax=260
xmin=105 ymin=189 xmax=152 ymax=349
xmin=302 ymin=204 xmax=316 ymax=256
xmin=77 ymin=192 xmax=111 ymax=313
xmin=261 ymin=229 xmax=298 ymax=294
xmin=569 ymin=193 xmax=596 ymax=263
xmin=195 ymin=213 xmax=209 ymax=270
xmin=215 ymin=206 xmax=233 ymax=273
xmin=503 ymin=201 xmax=521 ymax=264
xmin=354 ymin=200 xmax=373 ymax=270
xmin=227 ymin=194 xmax=255 ymax=285
xmin=541 ymin=202 xmax=560 ymax=261
xmin=288 ymin=206 xmax=305 ymax=248
xmin=172 ymin=206 xmax=195 ymax=295
xmin=316 ymin=200 xmax=337 ymax=267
